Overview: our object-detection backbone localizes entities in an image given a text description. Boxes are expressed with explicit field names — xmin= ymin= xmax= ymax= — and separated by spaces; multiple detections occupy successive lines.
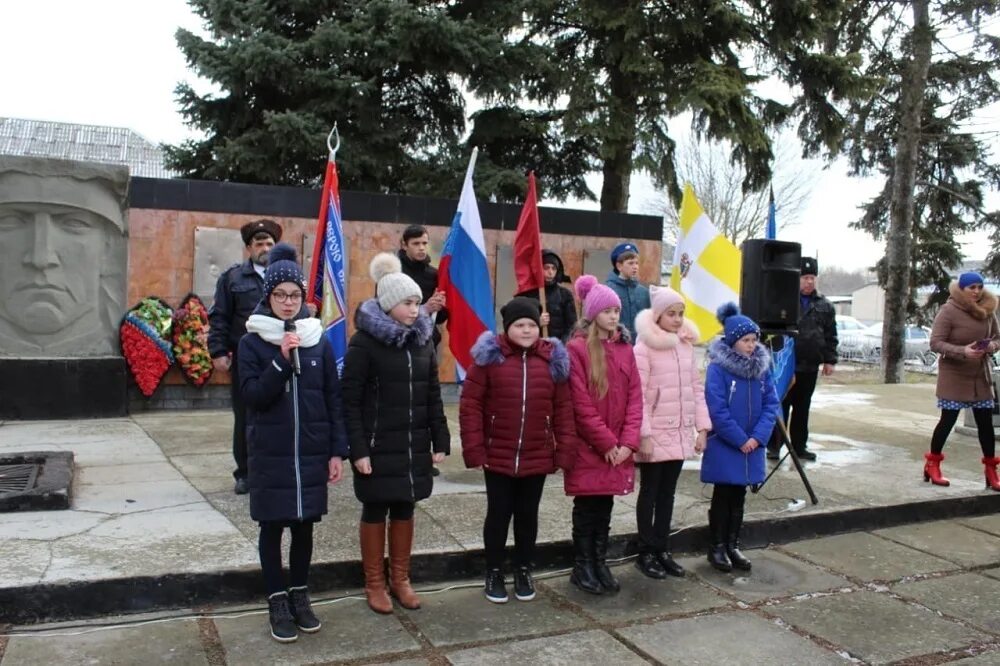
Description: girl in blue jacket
xmin=701 ymin=303 xmax=778 ymax=573
xmin=239 ymin=243 xmax=348 ymax=643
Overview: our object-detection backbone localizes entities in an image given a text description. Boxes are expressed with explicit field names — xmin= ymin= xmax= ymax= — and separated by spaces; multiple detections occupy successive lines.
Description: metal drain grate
xmin=0 ymin=464 xmax=39 ymax=496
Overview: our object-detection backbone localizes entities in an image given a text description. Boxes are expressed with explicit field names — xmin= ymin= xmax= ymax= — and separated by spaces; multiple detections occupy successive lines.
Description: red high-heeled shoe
xmin=982 ymin=456 xmax=1000 ymax=492
xmin=923 ymin=452 xmax=950 ymax=486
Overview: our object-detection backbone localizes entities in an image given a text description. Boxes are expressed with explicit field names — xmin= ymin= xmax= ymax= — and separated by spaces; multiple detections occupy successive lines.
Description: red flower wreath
xmin=119 ymin=297 xmax=175 ymax=398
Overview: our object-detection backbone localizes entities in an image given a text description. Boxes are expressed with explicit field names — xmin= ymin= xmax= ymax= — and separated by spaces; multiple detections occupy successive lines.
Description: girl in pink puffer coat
xmin=632 ymin=286 xmax=710 ymax=580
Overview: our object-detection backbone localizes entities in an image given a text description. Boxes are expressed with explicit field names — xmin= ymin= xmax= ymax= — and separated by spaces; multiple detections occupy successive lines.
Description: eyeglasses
xmin=271 ymin=291 xmax=303 ymax=303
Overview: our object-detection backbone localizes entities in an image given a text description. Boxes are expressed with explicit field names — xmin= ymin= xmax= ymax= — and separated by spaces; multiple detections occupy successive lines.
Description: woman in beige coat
xmin=925 ymin=272 xmax=1000 ymax=490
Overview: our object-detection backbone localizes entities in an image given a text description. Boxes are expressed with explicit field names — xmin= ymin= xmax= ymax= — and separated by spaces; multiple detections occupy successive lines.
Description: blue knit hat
xmin=263 ymin=242 xmax=306 ymax=297
xmin=716 ymin=302 xmax=760 ymax=347
xmin=959 ymin=271 xmax=984 ymax=290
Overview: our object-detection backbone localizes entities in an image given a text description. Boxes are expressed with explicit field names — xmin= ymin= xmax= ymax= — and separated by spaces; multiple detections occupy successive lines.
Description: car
xmin=836 ymin=315 xmax=869 ymax=360
xmin=859 ymin=322 xmax=934 ymax=363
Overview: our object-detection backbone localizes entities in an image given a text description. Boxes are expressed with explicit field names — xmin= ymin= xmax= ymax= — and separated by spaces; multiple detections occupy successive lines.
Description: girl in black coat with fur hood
xmin=238 ymin=243 xmax=348 ymax=643
xmin=341 ymin=253 xmax=451 ymax=615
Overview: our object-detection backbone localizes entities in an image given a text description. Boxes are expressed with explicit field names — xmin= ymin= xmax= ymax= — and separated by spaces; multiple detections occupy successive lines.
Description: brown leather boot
xmin=388 ymin=519 xmax=420 ymax=609
xmin=359 ymin=521 xmax=392 ymax=614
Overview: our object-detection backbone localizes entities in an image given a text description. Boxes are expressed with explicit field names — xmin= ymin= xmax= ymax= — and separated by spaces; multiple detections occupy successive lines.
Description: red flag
xmin=514 ymin=171 xmax=544 ymax=294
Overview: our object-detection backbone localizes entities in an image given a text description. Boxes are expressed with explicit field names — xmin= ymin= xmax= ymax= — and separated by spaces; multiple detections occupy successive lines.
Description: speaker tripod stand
xmin=753 ymin=416 xmax=819 ymax=505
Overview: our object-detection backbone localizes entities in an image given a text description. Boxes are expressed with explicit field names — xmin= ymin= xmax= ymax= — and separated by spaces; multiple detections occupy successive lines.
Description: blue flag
xmin=766 ymin=185 xmax=795 ymax=399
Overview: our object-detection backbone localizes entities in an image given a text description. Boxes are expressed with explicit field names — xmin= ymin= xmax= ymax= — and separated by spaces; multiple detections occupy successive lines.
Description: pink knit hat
xmin=576 ymin=275 xmax=622 ymax=321
xmin=649 ymin=285 xmax=685 ymax=320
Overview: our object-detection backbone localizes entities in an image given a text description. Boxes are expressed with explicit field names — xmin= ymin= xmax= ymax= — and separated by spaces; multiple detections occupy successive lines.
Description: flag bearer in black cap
xmin=767 ymin=257 xmax=838 ymax=462
xmin=209 ymin=219 xmax=283 ymax=494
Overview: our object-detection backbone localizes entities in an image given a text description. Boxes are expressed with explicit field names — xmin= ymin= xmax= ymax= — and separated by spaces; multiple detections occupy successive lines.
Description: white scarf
xmin=246 ymin=314 xmax=324 ymax=348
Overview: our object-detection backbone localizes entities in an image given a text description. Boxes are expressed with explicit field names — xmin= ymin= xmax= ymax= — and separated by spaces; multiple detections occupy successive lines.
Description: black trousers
xmin=259 ymin=521 xmax=314 ymax=596
xmin=230 ymin=348 xmax=248 ymax=480
xmin=636 ymin=460 xmax=683 ymax=553
xmin=931 ymin=408 xmax=996 ymax=458
xmin=709 ymin=483 xmax=747 ymax=543
xmin=770 ymin=370 xmax=819 ymax=453
xmin=361 ymin=501 xmax=415 ymax=523
xmin=482 ymin=471 xmax=547 ymax=569
xmin=572 ymin=495 xmax=614 ymax=535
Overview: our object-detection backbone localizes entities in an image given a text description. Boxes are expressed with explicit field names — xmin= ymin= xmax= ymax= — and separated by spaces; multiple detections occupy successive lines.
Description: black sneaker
xmin=484 ymin=568 xmax=508 ymax=603
xmin=796 ymin=449 xmax=817 ymax=461
xmin=267 ymin=592 xmax=298 ymax=643
xmin=288 ymin=586 xmax=321 ymax=633
xmin=234 ymin=477 xmax=249 ymax=495
xmin=513 ymin=567 xmax=536 ymax=601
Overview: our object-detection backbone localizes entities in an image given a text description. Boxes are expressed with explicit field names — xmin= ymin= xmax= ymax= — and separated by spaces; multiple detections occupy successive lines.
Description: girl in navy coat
xmin=239 ymin=243 xmax=348 ymax=643
xmin=701 ymin=303 xmax=778 ymax=573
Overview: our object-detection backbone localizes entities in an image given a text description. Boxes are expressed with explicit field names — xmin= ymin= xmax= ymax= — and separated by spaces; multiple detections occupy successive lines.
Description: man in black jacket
xmin=517 ymin=249 xmax=577 ymax=342
xmin=397 ymin=225 xmax=448 ymax=348
xmin=768 ymin=257 xmax=838 ymax=462
xmin=209 ymin=219 xmax=281 ymax=494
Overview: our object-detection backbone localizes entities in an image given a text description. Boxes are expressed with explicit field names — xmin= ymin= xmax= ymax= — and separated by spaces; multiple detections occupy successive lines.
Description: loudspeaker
xmin=739 ymin=239 xmax=801 ymax=330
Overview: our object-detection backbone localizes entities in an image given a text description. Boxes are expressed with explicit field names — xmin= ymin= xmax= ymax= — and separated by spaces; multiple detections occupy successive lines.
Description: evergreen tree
xmin=844 ymin=0 xmax=1000 ymax=381
xmin=166 ymin=0 xmax=503 ymax=192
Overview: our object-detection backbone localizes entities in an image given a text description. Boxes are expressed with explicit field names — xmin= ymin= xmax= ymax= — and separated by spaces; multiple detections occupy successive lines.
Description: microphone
xmin=284 ymin=319 xmax=301 ymax=375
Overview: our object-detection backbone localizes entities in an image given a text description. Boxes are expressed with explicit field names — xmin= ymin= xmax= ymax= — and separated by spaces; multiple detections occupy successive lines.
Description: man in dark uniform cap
xmin=208 ymin=219 xmax=282 ymax=494
xmin=767 ymin=256 xmax=838 ymax=462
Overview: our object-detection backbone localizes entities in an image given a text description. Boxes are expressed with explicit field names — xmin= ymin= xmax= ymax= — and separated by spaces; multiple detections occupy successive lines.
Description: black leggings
xmin=636 ymin=460 xmax=683 ymax=552
xmin=258 ymin=521 xmax=314 ymax=596
xmin=710 ymin=483 xmax=747 ymax=513
xmin=361 ymin=501 xmax=415 ymax=523
xmin=483 ymin=471 xmax=547 ymax=569
xmin=572 ymin=495 xmax=614 ymax=535
xmin=930 ymin=408 xmax=995 ymax=458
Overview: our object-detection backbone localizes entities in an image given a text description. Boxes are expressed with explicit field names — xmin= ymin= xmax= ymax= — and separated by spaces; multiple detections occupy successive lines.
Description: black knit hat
xmin=263 ymin=243 xmax=306 ymax=297
xmin=501 ymin=297 xmax=541 ymax=333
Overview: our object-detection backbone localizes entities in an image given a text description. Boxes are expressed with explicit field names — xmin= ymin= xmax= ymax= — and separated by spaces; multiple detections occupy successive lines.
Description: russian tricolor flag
xmin=438 ymin=148 xmax=494 ymax=379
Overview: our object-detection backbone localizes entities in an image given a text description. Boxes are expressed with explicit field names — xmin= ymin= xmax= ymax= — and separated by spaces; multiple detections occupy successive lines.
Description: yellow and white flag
xmin=670 ymin=184 xmax=741 ymax=342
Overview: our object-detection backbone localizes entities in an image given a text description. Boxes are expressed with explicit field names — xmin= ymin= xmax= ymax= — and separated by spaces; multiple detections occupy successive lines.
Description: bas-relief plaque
xmin=192 ymin=226 xmax=243 ymax=306
xmin=0 ymin=156 xmax=128 ymax=357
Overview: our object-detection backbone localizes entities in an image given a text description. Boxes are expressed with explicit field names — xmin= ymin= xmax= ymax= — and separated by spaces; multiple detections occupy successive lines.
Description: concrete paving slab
xmin=874 ymin=520 xmax=1000 ymax=568
xmin=401 ymin=584 xmax=587 ymax=647
xmin=893 ymin=572 xmax=1000 ymax=634
xmin=71 ymin=479 xmax=206 ymax=515
xmin=780 ymin=531 xmax=958 ymax=581
xmin=542 ymin=566 xmax=729 ymax=623
xmin=0 ymin=509 xmax=107 ymax=541
xmin=769 ymin=590 xmax=983 ymax=664
xmin=982 ymin=567 xmax=1000 ymax=582
xmin=41 ymin=504 xmax=256 ymax=583
xmin=617 ymin=611 xmax=849 ymax=665
xmin=370 ymin=660 xmax=429 ymax=666
xmin=213 ymin=597 xmax=419 ymax=665
xmin=445 ymin=629 xmax=646 ymax=665
xmin=959 ymin=514 xmax=1000 ymax=538
xmin=2 ymin=613 xmax=208 ymax=665
xmin=131 ymin=410 xmax=231 ymax=457
xmin=951 ymin=651 xmax=1000 ymax=664
xmin=75 ymin=462 xmax=181 ymax=486
xmin=679 ymin=549 xmax=851 ymax=602
xmin=0 ymin=539 xmax=51 ymax=588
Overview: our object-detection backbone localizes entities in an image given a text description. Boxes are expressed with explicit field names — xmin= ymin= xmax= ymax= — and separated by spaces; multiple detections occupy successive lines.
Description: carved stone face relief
xmin=0 ymin=157 xmax=128 ymax=357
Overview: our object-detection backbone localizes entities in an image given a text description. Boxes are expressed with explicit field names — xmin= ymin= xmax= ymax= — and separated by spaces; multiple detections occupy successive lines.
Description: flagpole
xmin=539 ymin=286 xmax=548 ymax=337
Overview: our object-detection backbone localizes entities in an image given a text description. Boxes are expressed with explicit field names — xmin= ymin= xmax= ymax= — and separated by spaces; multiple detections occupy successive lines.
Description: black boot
xmin=569 ymin=532 xmax=603 ymax=594
xmin=635 ymin=552 xmax=667 ymax=579
xmin=655 ymin=551 xmax=686 ymax=578
xmin=267 ymin=592 xmax=298 ymax=643
xmin=706 ymin=508 xmax=732 ymax=572
xmin=593 ymin=528 xmax=620 ymax=592
xmin=288 ymin=586 xmax=321 ymax=632
xmin=727 ymin=503 xmax=752 ymax=571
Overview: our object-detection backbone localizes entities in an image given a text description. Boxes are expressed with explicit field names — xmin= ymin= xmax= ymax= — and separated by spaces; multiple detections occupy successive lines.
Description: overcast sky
xmin=1 ymin=0 xmax=988 ymax=272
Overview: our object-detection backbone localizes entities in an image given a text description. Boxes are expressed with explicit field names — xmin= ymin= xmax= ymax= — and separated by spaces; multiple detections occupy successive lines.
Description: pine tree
xmin=845 ymin=0 xmax=1000 ymax=381
xmin=166 ymin=0 xmax=503 ymax=192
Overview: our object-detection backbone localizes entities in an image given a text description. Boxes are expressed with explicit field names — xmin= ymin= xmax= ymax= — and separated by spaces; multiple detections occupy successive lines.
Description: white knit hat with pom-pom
xmin=370 ymin=252 xmax=422 ymax=312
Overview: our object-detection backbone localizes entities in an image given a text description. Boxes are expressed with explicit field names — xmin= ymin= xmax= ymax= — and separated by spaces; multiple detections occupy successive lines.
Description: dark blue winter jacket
xmin=238 ymin=310 xmax=348 ymax=523
xmin=605 ymin=271 xmax=650 ymax=343
xmin=700 ymin=340 xmax=779 ymax=486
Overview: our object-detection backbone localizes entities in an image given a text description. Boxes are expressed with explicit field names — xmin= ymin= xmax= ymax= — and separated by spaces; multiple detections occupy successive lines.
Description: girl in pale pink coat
xmin=632 ymin=286 xmax=710 ymax=579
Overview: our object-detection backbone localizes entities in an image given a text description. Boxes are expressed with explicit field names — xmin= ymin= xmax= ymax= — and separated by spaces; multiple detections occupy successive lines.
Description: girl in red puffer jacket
xmin=461 ymin=297 xmax=577 ymax=604
xmin=564 ymin=275 xmax=643 ymax=596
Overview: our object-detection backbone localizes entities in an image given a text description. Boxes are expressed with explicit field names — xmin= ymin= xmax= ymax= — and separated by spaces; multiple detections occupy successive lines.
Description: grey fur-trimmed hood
xmin=470 ymin=331 xmax=570 ymax=383
xmin=355 ymin=298 xmax=434 ymax=348
xmin=707 ymin=339 xmax=771 ymax=379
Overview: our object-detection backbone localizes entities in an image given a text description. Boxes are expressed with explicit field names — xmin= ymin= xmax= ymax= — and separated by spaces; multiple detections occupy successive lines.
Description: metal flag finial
xmin=327 ymin=123 xmax=340 ymax=160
